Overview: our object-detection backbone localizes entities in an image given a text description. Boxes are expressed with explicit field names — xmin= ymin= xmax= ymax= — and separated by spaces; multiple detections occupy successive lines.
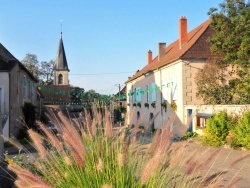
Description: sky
xmin=0 ymin=0 xmax=222 ymax=95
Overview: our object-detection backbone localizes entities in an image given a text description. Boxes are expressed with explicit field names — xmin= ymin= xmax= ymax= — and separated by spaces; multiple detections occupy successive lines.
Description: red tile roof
xmin=126 ymin=19 xmax=212 ymax=83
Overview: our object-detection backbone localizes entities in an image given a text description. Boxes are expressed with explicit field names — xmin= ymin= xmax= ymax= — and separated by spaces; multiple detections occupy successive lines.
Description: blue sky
xmin=0 ymin=0 xmax=222 ymax=94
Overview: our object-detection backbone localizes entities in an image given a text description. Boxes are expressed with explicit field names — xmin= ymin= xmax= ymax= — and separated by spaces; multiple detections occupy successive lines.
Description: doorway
xmin=187 ymin=109 xmax=193 ymax=132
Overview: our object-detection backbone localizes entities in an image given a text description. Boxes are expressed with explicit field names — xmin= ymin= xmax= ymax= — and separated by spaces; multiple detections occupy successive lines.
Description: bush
xmin=183 ymin=131 xmax=198 ymax=140
xmin=202 ymin=110 xmax=230 ymax=147
xmin=231 ymin=111 xmax=250 ymax=149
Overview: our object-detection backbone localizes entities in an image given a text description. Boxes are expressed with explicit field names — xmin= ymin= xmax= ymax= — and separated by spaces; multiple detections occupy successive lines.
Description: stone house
xmin=0 ymin=43 xmax=37 ymax=138
xmin=125 ymin=17 xmax=216 ymax=136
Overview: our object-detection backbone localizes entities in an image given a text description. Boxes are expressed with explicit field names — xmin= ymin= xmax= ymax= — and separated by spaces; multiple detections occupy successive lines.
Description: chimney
xmin=179 ymin=16 xmax=188 ymax=48
xmin=148 ymin=50 xmax=152 ymax=65
xmin=158 ymin=43 xmax=166 ymax=61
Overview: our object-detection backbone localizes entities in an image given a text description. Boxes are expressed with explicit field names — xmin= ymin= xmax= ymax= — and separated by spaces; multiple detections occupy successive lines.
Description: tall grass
xmin=4 ymin=106 xmax=246 ymax=188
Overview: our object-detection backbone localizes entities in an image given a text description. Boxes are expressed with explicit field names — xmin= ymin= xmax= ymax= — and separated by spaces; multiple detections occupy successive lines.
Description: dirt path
xmin=171 ymin=139 xmax=250 ymax=188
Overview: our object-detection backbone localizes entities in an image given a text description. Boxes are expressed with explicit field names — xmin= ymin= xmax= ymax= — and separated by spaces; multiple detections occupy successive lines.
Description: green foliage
xmin=202 ymin=110 xmax=230 ymax=146
xmin=21 ymin=53 xmax=55 ymax=84
xmin=231 ymin=111 xmax=250 ymax=149
xmin=183 ymin=132 xmax=198 ymax=140
xmin=196 ymin=0 xmax=250 ymax=104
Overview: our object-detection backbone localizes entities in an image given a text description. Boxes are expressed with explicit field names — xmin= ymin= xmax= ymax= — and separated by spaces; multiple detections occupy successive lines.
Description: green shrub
xmin=183 ymin=131 xmax=198 ymax=140
xmin=231 ymin=111 xmax=250 ymax=149
xmin=202 ymin=110 xmax=230 ymax=147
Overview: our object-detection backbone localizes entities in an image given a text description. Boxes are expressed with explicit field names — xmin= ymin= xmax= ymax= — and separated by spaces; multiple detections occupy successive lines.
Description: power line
xmin=69 ymin=71 xmax=135 ymax=76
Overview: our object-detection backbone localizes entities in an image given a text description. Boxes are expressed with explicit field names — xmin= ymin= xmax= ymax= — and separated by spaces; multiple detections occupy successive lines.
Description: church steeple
xmin=53 ymin=33 xmax=69 ymax=85
xmin=54 ymin=33 xmax=69 ymax=71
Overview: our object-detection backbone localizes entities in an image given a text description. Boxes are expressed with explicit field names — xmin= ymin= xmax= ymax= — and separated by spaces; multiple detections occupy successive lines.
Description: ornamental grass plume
xmin=4 ymin=105 xmax=245 ymax=188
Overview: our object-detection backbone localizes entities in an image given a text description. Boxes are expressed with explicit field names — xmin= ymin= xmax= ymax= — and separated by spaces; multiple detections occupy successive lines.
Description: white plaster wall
xmin=126 ymin=60 xmax=185 ymax=136
xmin=184 ymin=105 xmax=250 ymax=134
xmin=0 ymin=72 xmax=9 ymax=138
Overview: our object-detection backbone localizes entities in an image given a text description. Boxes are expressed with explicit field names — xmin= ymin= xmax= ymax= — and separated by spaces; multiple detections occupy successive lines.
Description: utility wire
xmin=69 ymin=71 xmax=135 ymax=76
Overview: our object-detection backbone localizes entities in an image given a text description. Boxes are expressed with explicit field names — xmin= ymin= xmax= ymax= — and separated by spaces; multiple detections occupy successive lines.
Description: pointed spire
xmin=54 ymin=33 xmax=69 ymax=71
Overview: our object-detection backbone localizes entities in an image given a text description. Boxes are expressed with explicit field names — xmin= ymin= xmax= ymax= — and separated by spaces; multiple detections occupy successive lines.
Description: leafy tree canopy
xmin=196 ymin=0 xmax=250 ymax=104
xmin=21 ymin=53 xmax=54 ymax=84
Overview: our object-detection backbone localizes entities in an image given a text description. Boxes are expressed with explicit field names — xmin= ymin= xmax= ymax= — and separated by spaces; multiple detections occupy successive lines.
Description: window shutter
xmin=136 ymin=87 xmax=142 ymax=102
xmin=171 ymin=77 xmax=177 ymax=100
xmin=146 ymin=85 xmax=149 ymax=102
xmin=162 ymin=82 xmax=167 ymax=101
xmin=151 ymin=83 xmax=156 ymax=102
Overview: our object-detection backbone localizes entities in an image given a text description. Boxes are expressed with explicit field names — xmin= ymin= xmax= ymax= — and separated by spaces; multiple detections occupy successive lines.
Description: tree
xmin=70 ymin=86 xmax=85 ymax=104
xmin=40 ymin=60 xmax=54 ymax=84
xmin=195 ymin=60 xmax=232 ymax=104
xmin=21 ymin=54 xmax=54 ymax=84
xmin=21 ymin=53 xmax=40 ymax=80
xmin=196 ymin=0 xmax=250 ymax=104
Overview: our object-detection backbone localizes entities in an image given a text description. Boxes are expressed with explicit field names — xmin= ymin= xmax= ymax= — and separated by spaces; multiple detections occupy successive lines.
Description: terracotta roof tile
xmin=126 ymin=19 xmax=212 ymax=83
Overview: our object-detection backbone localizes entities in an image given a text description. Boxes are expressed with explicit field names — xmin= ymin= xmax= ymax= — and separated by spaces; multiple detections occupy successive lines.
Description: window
xmin=23 ymin=76 xmax=26 ymax=98
xmin=136 ymin=87 xmax=142 ymax=102
xmin=28 ymin=81 xmax=32 ymax=99
xmin=196 ymin=114 xmax=212 ymax=129
xmin=151 ymin=83 xmax=156 ymax=102
xmin=146 ymin=85 xmax=149 ymax=102
xmin=58 ymin=74 xmax=63 ymax=84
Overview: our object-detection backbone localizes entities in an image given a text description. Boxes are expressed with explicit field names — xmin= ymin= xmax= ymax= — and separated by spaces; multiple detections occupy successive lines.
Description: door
xmin=149 ymin=113 xmax=155 ymax=131
xmin=187 ymin=109 xmax=193 ymax=132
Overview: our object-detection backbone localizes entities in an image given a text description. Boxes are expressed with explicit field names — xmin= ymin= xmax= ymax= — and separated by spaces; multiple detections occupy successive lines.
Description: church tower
xmin=53 ymin=32 xmax=69 ymax=85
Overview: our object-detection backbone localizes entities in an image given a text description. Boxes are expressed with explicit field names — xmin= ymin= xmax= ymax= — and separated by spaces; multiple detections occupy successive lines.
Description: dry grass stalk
xmin=144 ymin=112 xmax=159 ymax=133
xmin=141 ymin=153 xmax=162 ymax=184
xmin=58 ymin=112 xmax=88 ymax=162
xmin=62 ymin=133 xmax=86 ymax=168
xmin=130 ymin=115 xmax=144 ymax=137
xmin=97 ymin=158 xmax=104 ymax=171
xmin=36 ymin=121 xmax=63 ymax=152
xmin=151 ymin=114 xmax=176 ymax=156
xmin=149 ymin=129 xmax=161 ymax=156
xmin=91 ymin=105 xmax=102 ymax=126
xmin=4 ymin=136 xmax=25 ymax=151
xmin=117 ymin=153 xmax=125 ymax=167
xmin=14 ymin=179 xmax=28 ymax=188
xmin=91 ymin=120 xmax=97 ymax=136
xmin=123 ymin=137 xmax=130 ymax=162
xmin=101 ymin=184 xmax=113 ymax=188
xmin=84 ymin=108 xmax=94 ymax=138
xmin=230 ymin=154 xmax=250 ymax=167
xmin=169 ymin=144 xmax=185 ymax=167
xmin=129 ymin=107 xmax=136 ymax=127
xmin=199 ymin=147 xmax=221 ymax=170
xmin=72 ymin=118 xmax=83 ymax=130
xmin=27 ymin=129 xmax=47 ymax=159
xmin=225 ymin=177 xmax=243 ymax=188
xmin=104 ymin=110 xmax=113 ymax=137
xmin=8 ymin=163 xmax=52 ymax=188
xmin=58 ymin=112 xmax=81 ymax=140
xmin=64 ymin=156 xmax=72 ymax=166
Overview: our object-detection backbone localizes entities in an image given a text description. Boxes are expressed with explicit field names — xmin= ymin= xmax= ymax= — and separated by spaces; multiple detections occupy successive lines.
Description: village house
xmin=126 ymin=17 xmax=216 ymax=136
xmin=0 ymin=43 xmax=38 ymax=138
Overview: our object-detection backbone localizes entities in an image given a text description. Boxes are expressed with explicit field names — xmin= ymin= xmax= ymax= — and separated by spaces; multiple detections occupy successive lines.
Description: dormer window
xmin=58 ymin=74 xmax=63 ymax=84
